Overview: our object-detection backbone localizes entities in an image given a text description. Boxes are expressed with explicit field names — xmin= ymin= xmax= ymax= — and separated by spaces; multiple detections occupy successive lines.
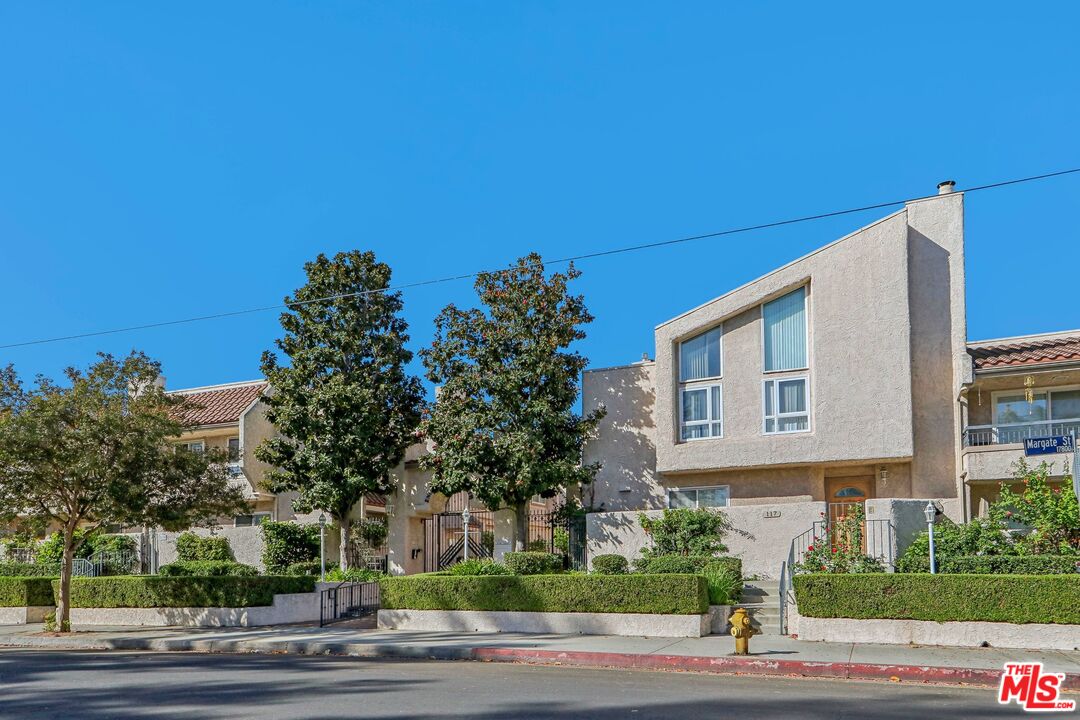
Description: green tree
xmin=993 ymin=459 xmax=1080 ymax=554
xmin=419 ymin=253 xmax=604 ymax=549
xmin=0 ymin=352 xmax=246 ymax=631
xmin=638 ymin=508 xmax=734 ymax=557
xmin=257 ymin=251 xmax=424 ymax=569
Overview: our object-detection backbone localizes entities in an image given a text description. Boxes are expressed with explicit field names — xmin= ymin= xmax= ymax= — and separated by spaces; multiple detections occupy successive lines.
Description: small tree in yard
xmin=638 ymin=508 xmax=734 ymax=557
xmin=420 ymin=253 xmax=604 ymax=549
xmin=257 ymin=250 xmax=424 ymax=570
xmin=0 ymin=353 xmax=247 ymax=631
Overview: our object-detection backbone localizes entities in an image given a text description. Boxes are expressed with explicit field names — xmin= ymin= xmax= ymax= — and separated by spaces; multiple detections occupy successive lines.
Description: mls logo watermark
xmin=998 ymin=662 xmax=1075 ymax=712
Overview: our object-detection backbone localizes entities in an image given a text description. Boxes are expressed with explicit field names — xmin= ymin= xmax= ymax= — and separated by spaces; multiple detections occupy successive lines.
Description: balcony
xmin=963 ymin=418 xmax=1080 ymax=448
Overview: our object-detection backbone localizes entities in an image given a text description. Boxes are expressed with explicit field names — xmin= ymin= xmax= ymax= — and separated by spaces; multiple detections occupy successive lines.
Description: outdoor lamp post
xmin=924 ymin=501 xmax=937 ymax=575
xmin=462 ymin=507 xmax=471 ymax=561
xmin=318 ymin=512 xmax=327 ymax=582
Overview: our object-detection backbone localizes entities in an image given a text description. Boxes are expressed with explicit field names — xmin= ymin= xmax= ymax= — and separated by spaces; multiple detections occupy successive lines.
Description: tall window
xmin=764 ymin=377 xmax=809 ymax=433
xmin=679 ymin=327 xmax=723 ymax=440
xmin=763 ymin=287 xmax=807 ymax=372
xmin=227 ymin=437 xmax=241 ymax=462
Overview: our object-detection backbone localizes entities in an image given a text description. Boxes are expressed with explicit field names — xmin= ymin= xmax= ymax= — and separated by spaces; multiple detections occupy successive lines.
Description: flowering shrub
xmin=794 ymin=506 xmax=885 ymax=574
xmin=993 ymin=460 xmax=1079 ymax=555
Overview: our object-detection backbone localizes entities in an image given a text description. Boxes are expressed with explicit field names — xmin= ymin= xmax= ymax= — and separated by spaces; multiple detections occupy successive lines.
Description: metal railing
xmin=320 ymin=581 xmax=380 ymax=627
xmin=963 ymin=419 xmax=1080 ymax=447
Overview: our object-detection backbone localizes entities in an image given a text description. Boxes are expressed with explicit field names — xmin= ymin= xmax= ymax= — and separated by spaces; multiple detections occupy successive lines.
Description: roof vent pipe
xmin=937 ymin=180 xmax=956 ymax=194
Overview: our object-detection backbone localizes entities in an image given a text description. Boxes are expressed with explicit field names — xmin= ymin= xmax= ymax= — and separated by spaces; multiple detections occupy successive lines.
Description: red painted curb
xmin=470 ymin=647 xmax=1080 ymax=689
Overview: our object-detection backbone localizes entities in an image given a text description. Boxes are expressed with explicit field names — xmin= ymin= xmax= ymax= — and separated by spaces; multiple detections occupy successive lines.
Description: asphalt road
xmin=0 ymin=649 xmax=1034 ymax=719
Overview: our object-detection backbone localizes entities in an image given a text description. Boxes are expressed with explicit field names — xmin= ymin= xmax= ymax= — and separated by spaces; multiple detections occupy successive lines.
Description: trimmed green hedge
xmin=58 ymin=576 xmax=315 ymax=608
xmin=159 ymin=561 xmax=259 ymax=577
xmin=0 ymin=578 xmax=56 ymax=607
xmin=633 ymin=555 xmax=742 ymax=578
xmin=794 ymin=573 xmax=1080 ymax=624
xmin=591 ymin=554 xmax=629 ymax=575
xmin=899 ymin=554 xmax=1079 ymax=575
xmin=504 ymin=552 xmax=563 ymax=575
xmin=380 ymin=574 xmax=709 ymax=615
xmin=0 ymin=562 xmax=59 ymax=577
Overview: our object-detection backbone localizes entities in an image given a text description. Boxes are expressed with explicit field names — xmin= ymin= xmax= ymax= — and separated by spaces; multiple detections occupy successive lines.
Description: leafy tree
xmin=420 ymin=253 xmax=604 ymax=549
xmin=993 ymin=459 xmax=1079 ymax=554
xmin=257 ymin=251 xmax=424 ymax=569
xmin=0 ymin=352 xmax=246 ymax=631
xmin=638 ymin=508 xmax=734 ymax=557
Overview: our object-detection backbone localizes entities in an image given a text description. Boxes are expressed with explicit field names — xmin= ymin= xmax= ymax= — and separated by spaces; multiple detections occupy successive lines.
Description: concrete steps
xmin=738 ymin=580 xmax=782 ymax=635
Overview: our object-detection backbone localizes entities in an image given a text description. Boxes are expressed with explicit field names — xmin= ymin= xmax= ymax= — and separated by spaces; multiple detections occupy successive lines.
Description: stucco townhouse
xmin=581 ymin=181 xmax=1077 ymax=578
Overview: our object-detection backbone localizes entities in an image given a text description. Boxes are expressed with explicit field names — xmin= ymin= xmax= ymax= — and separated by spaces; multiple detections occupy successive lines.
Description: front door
xmin=825 ymin=477 xmax=873 ymax=549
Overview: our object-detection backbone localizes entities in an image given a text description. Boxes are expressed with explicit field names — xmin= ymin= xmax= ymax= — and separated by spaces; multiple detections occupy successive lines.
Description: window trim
xmin=760 ymin=286 xmax=810 ymax=375
xmin=678 ymin=324 xmax=723 ymax=383
xmin=679 ymin=382 xmax=723 ymax=441
xmin=762 ymin=375 xmax=811 ymax=435
xmin=990 ymin=386 xmax=1080 ymax=425
xmin=233 ymin=512 xmax=271 ymax=528
xmin=666 ymin=485 xmax=731 ymax=509
xmin=178 ymin=440 xmax=205 ymax=453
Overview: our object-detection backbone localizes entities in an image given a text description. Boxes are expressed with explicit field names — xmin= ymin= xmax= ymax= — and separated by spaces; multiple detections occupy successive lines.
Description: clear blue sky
xmin=2 ymin=3 xmax=1078 ymax=392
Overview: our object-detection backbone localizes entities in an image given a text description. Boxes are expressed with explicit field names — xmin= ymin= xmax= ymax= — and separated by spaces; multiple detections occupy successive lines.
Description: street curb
xmin=2 ymin=636 xmax=1077 ymax=689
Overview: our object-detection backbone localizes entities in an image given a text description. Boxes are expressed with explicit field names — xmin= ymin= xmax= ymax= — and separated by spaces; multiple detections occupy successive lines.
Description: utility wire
xmin=3 ymin=167 xmax=1079 ymax=351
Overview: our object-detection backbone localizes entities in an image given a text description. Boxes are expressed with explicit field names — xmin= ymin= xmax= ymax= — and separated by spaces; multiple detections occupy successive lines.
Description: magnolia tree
xmin=0 ymin=353 xmax=247 ymax=631
xmin=257 ymin=251 xmax=424 ymax=570
xmin=420 ymin=253 xmax=604 ymax=549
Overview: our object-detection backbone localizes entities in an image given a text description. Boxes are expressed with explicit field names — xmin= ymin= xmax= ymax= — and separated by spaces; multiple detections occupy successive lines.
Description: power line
xmin=3 ymin=166 xmax=1079 ymax=351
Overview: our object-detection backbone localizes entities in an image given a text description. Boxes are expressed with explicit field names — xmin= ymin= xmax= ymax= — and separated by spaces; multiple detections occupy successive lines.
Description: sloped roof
xmin=968 ymin=336 xmax=1080 ymax=370
xmin=170 ymin=381 xmax=267 ymax=427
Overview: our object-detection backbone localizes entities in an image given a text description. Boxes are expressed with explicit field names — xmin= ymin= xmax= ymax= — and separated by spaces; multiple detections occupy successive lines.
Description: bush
xmin=59 ymin=576 xmax=315 ymax=608
xmin=285 ymin=561 xmax=323 ymax=576
xmin=702 ymin=567 xmax=741 ymax=605
xmin=590 ymin=554 xmax=629 ymax=575
xmin=793 ymin=573 xmax=1080 ymax=624
xmin=448 ymin=559 xmax=513 ymax=576
xmin=261 ymin=522 xmax=320 ymax=573
xmin=900 ymin=554 xmax=1079 ymax=575
xmin=638 ymin=508 xmax=733 ymax=557
xmin=633 ymin=554 xmax=742 ymax=577
xmin=0 ymin=578 xmax=56 ymax=607
xmin=895 ymin=516 xmax=1017 ymax=573
xmin=326 ymin=567 xmax=385 ymax=582
xmin=526 ymin=539 xmax=549 ymax=552
xmin=380 ymin=574 xmax=709 ymax=615
xmin=0 ymin=562 xmax=58 ymax=577
xmin=159 ymin=561 xmax=259 ymax=577
xmin=504 ymin=552 xmax=563 ymax=575
xmin=175 ymin=533 xmax=234 ymax=562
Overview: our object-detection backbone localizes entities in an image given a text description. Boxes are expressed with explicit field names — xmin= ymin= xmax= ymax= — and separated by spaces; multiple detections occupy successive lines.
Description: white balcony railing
xmin=963 ymin=418 xmax=1080 ymax=448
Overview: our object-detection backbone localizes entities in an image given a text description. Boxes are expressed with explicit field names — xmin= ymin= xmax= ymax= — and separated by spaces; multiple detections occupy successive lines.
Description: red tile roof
xmin=171 ymin=382 xmax=267 ymax=427
xmin=969 ymin=336 xmax=1080 ymax=370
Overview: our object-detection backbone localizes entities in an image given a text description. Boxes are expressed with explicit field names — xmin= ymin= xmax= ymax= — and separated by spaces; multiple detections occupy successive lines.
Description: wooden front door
xmin=825 ymin=477 xmax=873 ymax=551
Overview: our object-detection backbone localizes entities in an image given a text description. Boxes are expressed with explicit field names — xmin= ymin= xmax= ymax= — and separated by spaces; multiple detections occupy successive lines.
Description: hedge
xmin=158 ymin=561 xmax=259 ymax=577
xmin=590 ymin=555 xmax=629 ymax=575
xmin=175 ymin=533 xmax=234 ymax=562
xmin=899 ymin=555 xmax=1079 ymax=575
xmin=0 ymin=578 xmax=56 ymax=607
xmin=58 ymin=576 xmax=315 ymax=608
xmin=0 ymin=562 xmax=59 ymax=577
xmin=380 ymin=574 xmax=709 ymax=615
xmin=504 ymin=552 xmax=563 ymax=575
xmin=633 ymin=555 xmax=742 ymax=578
xmin=793 ymin=573 xmax=1080 ymax=624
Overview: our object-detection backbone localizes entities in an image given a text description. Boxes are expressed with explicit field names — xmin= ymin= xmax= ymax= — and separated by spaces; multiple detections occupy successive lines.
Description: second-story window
xmin=679 ymin=326 xmax=722 ymax=441
xmin=762 ymin=287 xmax=807 ymax=372
xmin=764 ymin=377 xmax=809 ymax=433
xmin=178 ymin=440 xmax=205 ymax=453
xmin=227 ymin=437 xmax=241 ymax=462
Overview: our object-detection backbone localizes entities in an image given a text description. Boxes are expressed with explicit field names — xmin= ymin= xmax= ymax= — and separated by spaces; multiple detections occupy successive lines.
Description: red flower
xmin=832 ymin=547 xmax=838 ymax=553
xmin=807 ymin=545 xmax=814 ymax=552
xmin=1005 ymin=511 xmax=1013 ymax=518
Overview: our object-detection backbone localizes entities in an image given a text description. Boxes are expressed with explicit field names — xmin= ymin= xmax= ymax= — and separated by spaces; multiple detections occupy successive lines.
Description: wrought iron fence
xmin=319 ymin=581 xmax=380 ymax=626
xmin=964 ymin=419 xmax=1080 ymax=447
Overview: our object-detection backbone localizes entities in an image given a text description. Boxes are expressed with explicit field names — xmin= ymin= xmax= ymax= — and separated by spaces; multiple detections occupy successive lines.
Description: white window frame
xmin=762 ymin=375 xmax=811 ymax=435
xmin=667 ymin=485 xmax=730 ymax=509
xmin=678 ymin=325 xmax=723 ymax=383
xmin=178 ymin=440 xmax=205 ymax=453
xmin=990 ymin=386 xmax=1080 ymax=425
xmin=233 ymin=512 xmax=271 ymax=527
xmin=761 ymin=286 xmax=810 ymax=374
xmin=679 ymin=382 xmax=723 ymax=441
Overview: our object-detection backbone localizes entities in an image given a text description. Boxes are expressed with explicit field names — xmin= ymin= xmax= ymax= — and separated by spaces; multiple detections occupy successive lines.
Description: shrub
xmin=995 ymin=459 xmax=1080 ymax=554
xmin=0 ymin=578 xmax=56 ymax=607
xmin=793 ymin=573 xmax=1080 ymax=624
xmin=526 ymin=539 xmax=549 ymax=552
xmin=504 ymin=552 xmax=563 ymax=575
xmin=59 ymin=576 xmax=315 ymax=608
xmin=448 ymin=559 xmax=513 ymax=576
xmin=638 ymin=508 xmax=733 ymax=557
xmin=633 ymin=554 xmax=742 ymax=578
xmin=702 ymin=567 xmax=741 ymax=605
xmin=900 ymin=554 xmax=1080 ymax=575
xmin=590 ymin=554 xmax=629 ymax=575
xmin=353 ymin=518 xmax=389 ymax=549
xmin=261 ymin=522 xmax=320 ymax=573
xmin=285 ymin=561 xmax=323 ymax=576
xmin=175 ymin=533 xmax=234 ymax=562
xmin=325 ymin=567 xmax=385 ymax=582
xmin=0 ymin=562 xmax=58 ymax=577
xmin=380 ymin=574 xmax=709 ymax=615
xmin=895 ymin=516 xmax=1017 ymax=573
xmin=158 ymin=561 xmax=259 ymax=577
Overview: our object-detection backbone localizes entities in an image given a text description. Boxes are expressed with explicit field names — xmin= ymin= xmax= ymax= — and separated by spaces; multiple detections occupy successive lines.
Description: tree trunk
xmin=339 ymin=516 xmax=351 ymax=571
xmin=56 ymin=523 xmax=76 ymax=633
xmin=513 ymin=501 xmax=528 ymax=552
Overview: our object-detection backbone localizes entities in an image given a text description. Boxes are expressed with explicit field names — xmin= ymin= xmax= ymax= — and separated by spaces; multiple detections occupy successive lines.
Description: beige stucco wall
xmin=653 ymin=209 xmax=916 ymax=475
xmin=581 ymin=363 xmax=662 ymax=512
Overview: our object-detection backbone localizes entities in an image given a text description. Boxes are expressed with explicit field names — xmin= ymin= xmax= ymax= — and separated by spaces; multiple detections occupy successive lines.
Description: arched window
xmin=833 ymin=486 xmax=866 ymax=499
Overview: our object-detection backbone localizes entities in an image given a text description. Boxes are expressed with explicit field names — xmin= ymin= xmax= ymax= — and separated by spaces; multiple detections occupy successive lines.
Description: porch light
xmin=924 ymin=501 xmax=937 ymax=575
xmin=878 ymin=466 xmax=889 ymax=486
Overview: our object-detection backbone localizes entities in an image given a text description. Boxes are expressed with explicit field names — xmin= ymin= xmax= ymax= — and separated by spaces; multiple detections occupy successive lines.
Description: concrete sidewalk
xmin=1 ymin=622 xmax=1078 ymax=689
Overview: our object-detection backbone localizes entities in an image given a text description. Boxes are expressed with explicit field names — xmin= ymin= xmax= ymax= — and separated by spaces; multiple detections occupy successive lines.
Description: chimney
xmin=937 ymin=180 xmax=956 ymax=195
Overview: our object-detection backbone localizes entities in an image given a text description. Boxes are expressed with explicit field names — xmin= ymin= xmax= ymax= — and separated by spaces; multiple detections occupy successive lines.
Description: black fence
xmin=422 ymin=510 xmax=587 ymax=572
xmin=319 ymin=581 xmax=380 ymax=626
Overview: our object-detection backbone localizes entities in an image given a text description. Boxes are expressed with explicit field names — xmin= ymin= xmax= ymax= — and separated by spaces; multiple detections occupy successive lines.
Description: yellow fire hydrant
xmin=730 ymin=607 xmax=757 ymax=655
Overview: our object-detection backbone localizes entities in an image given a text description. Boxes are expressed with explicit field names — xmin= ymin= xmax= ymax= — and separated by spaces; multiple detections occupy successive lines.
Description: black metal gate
xmin=423 ymin=510 xmax=587 ymax=572
xmin=319 ymin=581 xmax=380 ymax=626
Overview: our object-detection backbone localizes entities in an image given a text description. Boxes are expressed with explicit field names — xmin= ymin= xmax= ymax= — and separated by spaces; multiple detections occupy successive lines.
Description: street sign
xmin=1022 ymin=435 xmax=1075 ymax=456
